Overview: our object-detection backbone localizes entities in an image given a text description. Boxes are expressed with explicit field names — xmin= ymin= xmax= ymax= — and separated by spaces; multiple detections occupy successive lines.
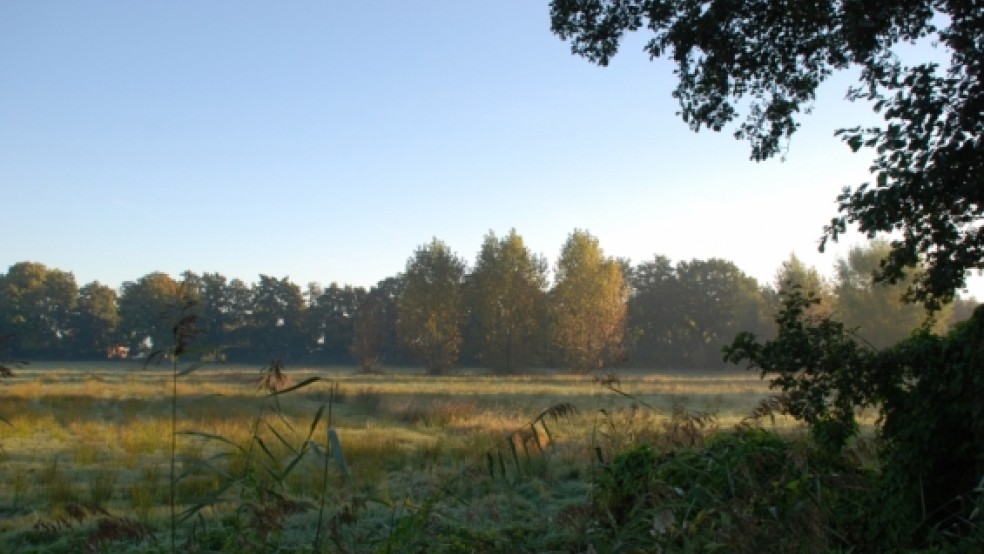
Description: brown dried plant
xmin=32 ymin=503 xmax=152 ymax=552
xmin=737 ymin=394 xmax=790 ymax=430
xmin=243 ymin=492 xmax=312 ymax=544
xmin=257 ymin=358 xmax=290 ymax=393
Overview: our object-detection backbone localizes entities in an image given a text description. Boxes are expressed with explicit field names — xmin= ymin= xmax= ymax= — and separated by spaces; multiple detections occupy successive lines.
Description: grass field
xmin=0 ymin=361 xmax=830 ymax=552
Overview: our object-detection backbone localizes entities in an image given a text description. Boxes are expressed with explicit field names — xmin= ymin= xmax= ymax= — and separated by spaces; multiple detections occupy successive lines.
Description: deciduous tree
xmin=627 ymin=256 xmax=768 ymax=368
xmin=627 ymin=255 xmax=680 ymax=368
xmin=771 ymin=254 xmax=834 ymax=323
xmin=70 ymin=281 xmax=120 ymax=358
xmin=397 ymin=239 xmax=467 ymax=374
xmin=549 ymin=230 xmax=628 ymax=372
xmin=249 ymin=275 xmax=306 ymax=361
xmin=0 ymin=262 xmax=78 ymax=357
xmin=674 ymin=258 xmax=770 ymax=367
xmin=351 ymin=276 xmax=403 ymax=371
xmin=833 ymin=241 xmax=947 ymax=348
xmin=468 ymin=230 xmax=549 ymax=373
xmin=118 ymin=272 xmax=183 ymax=356
xmin=306 ymin=283 xmax=364 ymax=363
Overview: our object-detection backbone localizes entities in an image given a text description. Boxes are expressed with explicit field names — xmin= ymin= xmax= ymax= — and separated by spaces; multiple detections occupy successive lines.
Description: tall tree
xmin=198 ymin=272 xmax=236 ymax=353
xmin=673 ymin=258 xmax=769 ymax=368
xmin=468 ymin=230 xmax=549 ymax=373
xmin=550 ymin=0 xmax=984 ymax=308
xmin=249 ymin=275 xmax=306 ymax=362
xmin=222 ymin=278 xmax=255 ymax=360
xmin=306 ymin=282 xmax=364 ymax=364
xmin=118 ymin=272 xmax=183 ymax=355
xmin=627 ymin=255 xmax=681 ymax=368
xmin=771 ymin=254 xmax=834 ymax=322
xmin=397 ymin=239 xmax=467 ymax=374
xmin=176 ymin=270 xmax=245 ymax=357
xmin=351 ymin=276 xmax=404 ymax=371
xmin=69 ymin=281 xmax=120 ymax=359
xmin=833 ymin=241 xmax=947 ymax=349
xmin=0 ymin=262 xmax=78 ymax=357
xmin=628 ymin=256 xmax=770 ymax=368
xmin=549 ymin=230 xmax=628 ymax=372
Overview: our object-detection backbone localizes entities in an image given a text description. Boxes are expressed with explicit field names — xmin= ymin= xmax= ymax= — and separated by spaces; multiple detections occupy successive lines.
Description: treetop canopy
xmin=550 ymin=0 xmax=984 ymax=308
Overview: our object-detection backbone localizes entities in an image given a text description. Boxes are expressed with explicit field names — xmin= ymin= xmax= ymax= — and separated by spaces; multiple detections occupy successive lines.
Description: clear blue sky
xmin=2 ymin=2 xmax=979 ymax=298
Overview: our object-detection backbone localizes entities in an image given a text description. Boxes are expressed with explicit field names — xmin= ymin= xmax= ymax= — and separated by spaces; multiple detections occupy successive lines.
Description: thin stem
xmin=170 ymin=355 xmax=177 ymax=554
xmin=313 ymin=381 xmax=335 ymax=550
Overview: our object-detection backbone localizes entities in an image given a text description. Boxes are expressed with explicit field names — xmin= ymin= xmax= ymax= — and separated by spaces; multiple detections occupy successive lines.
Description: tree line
xmin=0 ymin=229 xmax=975 ymax=372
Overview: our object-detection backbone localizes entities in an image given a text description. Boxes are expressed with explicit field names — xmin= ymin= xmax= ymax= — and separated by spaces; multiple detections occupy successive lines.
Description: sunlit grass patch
xmin=4 ymin=411 xmax=65 ymax=441
xmin=119 ymin=419 xmax=168 ymax=458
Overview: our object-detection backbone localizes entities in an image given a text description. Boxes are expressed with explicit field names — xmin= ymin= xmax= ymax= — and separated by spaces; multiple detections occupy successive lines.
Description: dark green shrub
xmin=726 ymin=288 xmax=984 ymax=548
xmin=588 ymin=427 xmax=867 ymax=553
xmin=725 ymin=288 xmax=873 ymax=454
xmin=868 ymin=306 xmax=984 ymax=544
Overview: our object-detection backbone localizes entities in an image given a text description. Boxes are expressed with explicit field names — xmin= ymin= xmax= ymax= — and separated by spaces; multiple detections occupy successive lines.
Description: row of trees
xmin=397 ymin=230 xmax=629 ymax=373
xmin=0 ymin=231 xmax=974 ymax=372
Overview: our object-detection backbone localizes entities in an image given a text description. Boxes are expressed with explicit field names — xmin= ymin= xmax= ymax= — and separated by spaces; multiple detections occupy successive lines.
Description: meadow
xmin=0 ymin=361 xmax=825 ymax=552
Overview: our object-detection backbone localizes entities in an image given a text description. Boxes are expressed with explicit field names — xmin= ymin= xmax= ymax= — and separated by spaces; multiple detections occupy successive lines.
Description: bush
xmin=587 ymin=427 xmax=869 ymax=553
xmin=870 ymin=306 xmax=984 ymax=544
xmin=726 ymin=288 xmax=984 ymax=549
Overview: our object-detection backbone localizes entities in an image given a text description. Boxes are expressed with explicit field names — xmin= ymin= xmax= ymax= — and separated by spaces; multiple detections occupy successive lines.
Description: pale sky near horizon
xmin=2 ymin=2 xmax=980 ymax=299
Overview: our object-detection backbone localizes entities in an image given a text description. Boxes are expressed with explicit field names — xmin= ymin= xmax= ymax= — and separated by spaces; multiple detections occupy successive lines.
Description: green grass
xmin=0 ymin=362 xmax=822 ymax=552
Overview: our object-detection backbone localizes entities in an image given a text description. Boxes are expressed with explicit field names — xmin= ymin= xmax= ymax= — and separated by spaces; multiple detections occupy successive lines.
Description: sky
xmin=2 ymin=2 xmax=980 ymax=298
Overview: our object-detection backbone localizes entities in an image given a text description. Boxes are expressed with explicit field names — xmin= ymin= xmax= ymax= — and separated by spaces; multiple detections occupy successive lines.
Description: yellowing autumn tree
xmin=549 ymin=230 xmax=627 ymax=372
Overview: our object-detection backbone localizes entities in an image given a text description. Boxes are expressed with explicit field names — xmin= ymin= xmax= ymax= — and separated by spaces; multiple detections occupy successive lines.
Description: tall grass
xmin=0 ymin=361 xmax=852 ymax=552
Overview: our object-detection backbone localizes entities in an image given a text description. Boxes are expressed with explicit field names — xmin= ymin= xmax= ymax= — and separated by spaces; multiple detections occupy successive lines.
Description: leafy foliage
xmin=468 ymin=229 xmax=549 ymax=373
xmin=118 ymin=272 xmax=183 ymax=357
xmin=629 ymin=255 xmax=771 ymax=368
xmin=1 ymin=238 xmax=971 ymax=370
xmin=833 ymin=240 xmax=947 ymax=348
xmin=828 ymin=21 xmax=984 ymax=308
xmin=588 ymin=427 xmax=871 ymax=553
xmin=771 ymin=253 xmax=834 ymax=319
xmin=68 ymin=281 xmax=119 ymax=359
xmin=726 ymin=288 xmax=874 ymax=453
xmin=727 ymin=286 xmax=984 ymax=544
xmin=0 ymin=262 xmax=78 ymax=357
xmin=397 ymin=238 xmax=467 ymax=373
xmin=550 ymin=229 xmax=628 ymax=372
xmin=550 ymin=0 xmax=984 ymax=307
xmin=305 ymin=283 xmax=363 ymax=364
xmin=350 ymin=276 xmax=403 ymax=371
xmin=247 ymin=274 xmax=307 ymax=361
xmin=870 ymin=306 xmax=984 ymax=540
